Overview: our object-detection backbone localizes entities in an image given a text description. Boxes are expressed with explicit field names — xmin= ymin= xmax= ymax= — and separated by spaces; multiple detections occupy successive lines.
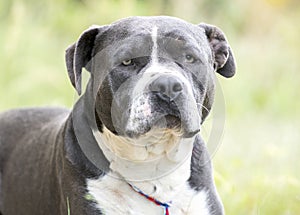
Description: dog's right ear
xmin=65 ymin=25 xmax=104 ymax=95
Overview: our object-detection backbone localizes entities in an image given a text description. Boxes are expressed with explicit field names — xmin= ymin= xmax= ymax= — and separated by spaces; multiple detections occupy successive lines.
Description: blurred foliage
xmin=1 ymin=0 xmax=300 ymax=214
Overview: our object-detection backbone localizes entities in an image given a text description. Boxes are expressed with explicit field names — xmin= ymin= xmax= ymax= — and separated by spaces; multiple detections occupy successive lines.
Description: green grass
xmin=67 ymin=197 xmax=71 ymax=215
xmin=1 ymin=0 xmax=300 ymax=214
xmin=212 ymin=116 xmax=300 ymax=214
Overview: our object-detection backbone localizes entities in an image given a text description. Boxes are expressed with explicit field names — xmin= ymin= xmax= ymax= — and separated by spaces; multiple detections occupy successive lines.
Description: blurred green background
xmin=1 ymin=0 xmax=300 ymax=214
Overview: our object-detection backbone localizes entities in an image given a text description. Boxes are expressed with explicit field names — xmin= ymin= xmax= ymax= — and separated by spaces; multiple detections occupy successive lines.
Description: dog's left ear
xmin=65 ymin=25 xmax=106 ymax=95
xmin=199 ymin=23 xmax=236 ymax=78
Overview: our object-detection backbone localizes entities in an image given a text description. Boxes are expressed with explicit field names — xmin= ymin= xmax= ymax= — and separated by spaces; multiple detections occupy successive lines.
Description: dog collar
xmin=128 ymin=183 xmax=172 ymax=215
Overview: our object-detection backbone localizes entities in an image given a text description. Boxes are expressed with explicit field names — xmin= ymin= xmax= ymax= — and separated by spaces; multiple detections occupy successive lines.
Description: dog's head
xmin=65 ymin=16 xmax=235 ymax=171
xmin=66 ymin=16 xmax=235 ymax=137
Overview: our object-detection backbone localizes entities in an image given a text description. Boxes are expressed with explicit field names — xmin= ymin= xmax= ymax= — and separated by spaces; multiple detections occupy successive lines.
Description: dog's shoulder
xmin=0 ymin=107 xmax=69 ymax=169
xmin=0 ymin=107 xmax=69 ymax=141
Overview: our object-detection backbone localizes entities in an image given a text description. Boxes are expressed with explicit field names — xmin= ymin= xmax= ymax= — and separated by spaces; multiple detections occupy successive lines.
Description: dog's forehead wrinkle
xmin=162 ymin=29 xmax=198 ymax=45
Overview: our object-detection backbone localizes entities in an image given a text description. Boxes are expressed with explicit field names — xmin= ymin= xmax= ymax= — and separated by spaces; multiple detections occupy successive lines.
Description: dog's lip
xmin=124 ymin=127 xmax=151 ymax=139
xmin=155 ymin=114 xmax=181 ymax=128
xmin=124 ymin=114 xmax=200 ymax=139
xmin=182 ymin=128 xmax=200 ymax=138
xmin=124 ymin=115 xmax=180 ymax=139
xmin=124 ymin=127 xmax=199 ymax=139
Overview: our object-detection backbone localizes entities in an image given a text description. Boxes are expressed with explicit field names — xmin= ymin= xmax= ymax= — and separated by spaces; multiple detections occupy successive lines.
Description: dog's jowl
xmin=0 ymin=16 xmax=235 ymax=215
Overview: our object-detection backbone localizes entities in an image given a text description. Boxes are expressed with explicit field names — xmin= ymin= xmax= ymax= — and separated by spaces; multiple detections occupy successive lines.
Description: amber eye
xmin=185 ymin=54 xmax=195 ymax=63
xmin=122 ymin=59 xmax=132 ymax=66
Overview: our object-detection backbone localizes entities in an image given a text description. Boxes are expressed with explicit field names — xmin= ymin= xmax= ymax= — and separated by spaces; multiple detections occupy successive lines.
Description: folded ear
xmin=65 ymin=25 xmax=103 ymax=95
xmin=199 ymin=23 xmax=236 ymax=78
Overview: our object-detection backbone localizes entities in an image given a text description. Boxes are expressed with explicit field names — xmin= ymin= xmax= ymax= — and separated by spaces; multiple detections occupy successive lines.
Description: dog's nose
xmin=149 ymin=75 xmax=183 ymax=101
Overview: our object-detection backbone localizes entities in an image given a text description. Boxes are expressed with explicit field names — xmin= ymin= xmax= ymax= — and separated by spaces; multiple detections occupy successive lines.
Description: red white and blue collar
xmin=128 ymin=183 xmax=172 ymax=215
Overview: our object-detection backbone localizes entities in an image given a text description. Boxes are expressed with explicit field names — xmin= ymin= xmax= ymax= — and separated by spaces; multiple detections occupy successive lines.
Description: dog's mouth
xmin=125 ymin=113 xmax=181 ymax=137
xmin=151 ymin=98 xmax=182 ymax=128
xmin=123 ymin=94 xmax=200 ymax=139
xmin=153 ymin=114 xmax=199 ymax=137
xmin=103 ymin=88 xmax=201 ymax=139
xmin=161 ymin=114 xmax=181 ymax=129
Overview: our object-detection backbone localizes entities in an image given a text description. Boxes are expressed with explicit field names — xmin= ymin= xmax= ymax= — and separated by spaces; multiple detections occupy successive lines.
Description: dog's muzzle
xmin=124 ymin=74 xmax=201 ymax=139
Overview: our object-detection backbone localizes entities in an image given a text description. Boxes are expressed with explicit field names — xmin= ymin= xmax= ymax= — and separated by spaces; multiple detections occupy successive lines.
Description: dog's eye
xmin=122 ymin=59 xmax=133 ymax=66
xmin=185 ymin=54 xmax=195 ymax=63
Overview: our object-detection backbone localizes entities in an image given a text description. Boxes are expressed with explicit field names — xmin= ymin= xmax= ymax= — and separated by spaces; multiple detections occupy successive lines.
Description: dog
xmin=0 ymin=16 xmax=235 ymax=215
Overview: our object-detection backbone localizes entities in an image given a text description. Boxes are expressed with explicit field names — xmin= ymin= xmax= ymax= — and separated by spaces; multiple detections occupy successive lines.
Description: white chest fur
xmin=86 ymin=159 xmax=210 ymax=215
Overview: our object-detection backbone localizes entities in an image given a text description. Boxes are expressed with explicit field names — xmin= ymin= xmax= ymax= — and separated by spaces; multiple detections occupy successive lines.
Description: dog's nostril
xmin=173 ymin=82 xmax=183 ymax=92
xmin=158 ymin=84 xmax=166 ymax=94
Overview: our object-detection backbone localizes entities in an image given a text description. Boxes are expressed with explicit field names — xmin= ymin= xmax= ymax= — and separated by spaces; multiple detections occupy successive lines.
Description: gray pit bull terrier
xmin=0 ymin=16 xmax=235 ymax=215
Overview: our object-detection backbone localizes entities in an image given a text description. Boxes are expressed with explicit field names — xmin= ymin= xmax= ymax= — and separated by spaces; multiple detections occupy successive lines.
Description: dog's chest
xmin=86 ymin=175 xmax=210 ymax=215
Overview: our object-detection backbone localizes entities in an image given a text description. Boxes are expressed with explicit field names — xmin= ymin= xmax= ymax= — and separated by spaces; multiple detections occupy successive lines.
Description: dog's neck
xmin=93 ymin=126 xmax=195 ymax=200
xmin=98 ymin=126 xmax=184 ymax=161
xmin=89 ymin=150 xmax=193 ymax=203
